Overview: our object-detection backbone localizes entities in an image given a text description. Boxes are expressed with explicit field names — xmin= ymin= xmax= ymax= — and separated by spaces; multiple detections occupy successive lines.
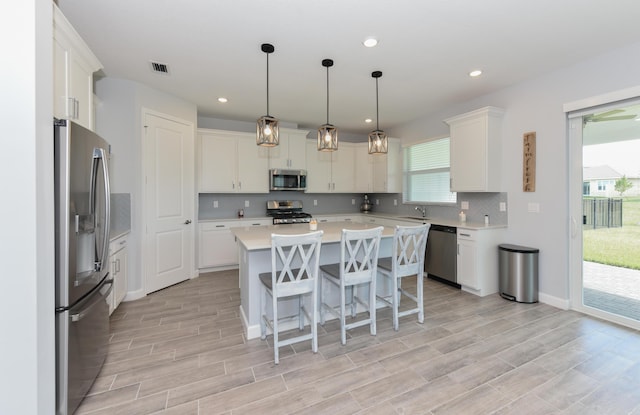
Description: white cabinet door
xmin=199 ymin=222 xmax=238 ymax=268
xmin=53 ymin=5 xmax=102 ymax=130
xmin=237 ymin=136 xmax=270 ymax=193
xmin=109 ymin=235 xmax=129 ymax=314
xmin=198 ymin=129 xmax=269 ymax=193
xmin=305 ymin=140 xmax=332 ymax=192
xmin=354 ymin=143 xmax=373 ymax=193
xmin=372 ymin=138 xmax=402 ymax=193
xmin=269 ymin=129 xmax=309 ymax=170
xmin=199 ymin=132 xmax=236 ymax=192
xmin=457 ymin=234 xmax=478 ymax=289
xmin=446 ymin=107 xmax=504 ymax=192
xmin=331 ymin=143 xmax=356 ymax=193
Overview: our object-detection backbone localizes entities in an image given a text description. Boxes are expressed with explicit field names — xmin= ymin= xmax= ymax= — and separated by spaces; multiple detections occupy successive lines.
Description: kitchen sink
xmin=399 ymin=216 xmax=429 ymax=221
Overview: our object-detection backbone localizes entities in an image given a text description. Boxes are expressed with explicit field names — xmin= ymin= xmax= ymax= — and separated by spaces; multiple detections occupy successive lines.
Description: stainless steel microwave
xmin=270 ymin=169 xmax=307 ymax=191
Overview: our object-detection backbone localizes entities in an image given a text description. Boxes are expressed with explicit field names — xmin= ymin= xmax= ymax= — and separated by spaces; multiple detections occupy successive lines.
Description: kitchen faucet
xmin=415 ymin=206 xmax=427 ymax=218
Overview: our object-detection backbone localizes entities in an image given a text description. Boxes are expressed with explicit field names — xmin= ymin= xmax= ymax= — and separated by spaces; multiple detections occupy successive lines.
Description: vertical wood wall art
xmin=523 ymin=132 xmax=536 ymax=192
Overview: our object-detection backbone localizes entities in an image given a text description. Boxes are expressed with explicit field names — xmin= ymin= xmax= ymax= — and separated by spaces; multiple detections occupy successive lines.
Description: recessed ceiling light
xmin=217 ymin=97 xmax=228 ymax=103
xmin=365 ymin=118 xmax=373 ymax=123
xmin=363 ymin=38 xmax=378 ymax=48
xmin=469 ymin=70 xmax=483 ymax=77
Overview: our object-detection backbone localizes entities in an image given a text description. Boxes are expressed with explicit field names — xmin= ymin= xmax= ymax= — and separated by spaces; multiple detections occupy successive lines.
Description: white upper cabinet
xmin=53 ymin=4 xmax=102 ymax=131
xmin=305 ymin=141 xmax=356 ymax=193
xmin=445 ymin=107 xmax=505 ymax=192
xmin=354 ymin=138 xmax=402 ymax=193
xmin=198 ymin=129 xmax=269 ymax=193
xmin=268 ymin=129 xmax=309 ymax=170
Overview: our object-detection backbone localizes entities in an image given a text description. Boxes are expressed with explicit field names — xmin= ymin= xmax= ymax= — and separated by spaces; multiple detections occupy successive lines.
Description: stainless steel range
xmin=266 ymin=200 xmax=312 ymax=224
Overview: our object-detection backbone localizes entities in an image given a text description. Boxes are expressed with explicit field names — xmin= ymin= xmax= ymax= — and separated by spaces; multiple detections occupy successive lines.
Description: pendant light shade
xmin=257 ymin=43 xmax=279 ymax=147
xmin=368 ymin=70 xmax=388 ymax=154
xmin=318 ymin=59 xmax=338 ymax=151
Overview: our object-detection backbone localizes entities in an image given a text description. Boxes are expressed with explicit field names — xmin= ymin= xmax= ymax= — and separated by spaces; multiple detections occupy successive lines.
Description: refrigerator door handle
xmin=71 ymin=278 xmax=113 ymax=322
xmin=91 ymin=147 xmax=111 ymax=272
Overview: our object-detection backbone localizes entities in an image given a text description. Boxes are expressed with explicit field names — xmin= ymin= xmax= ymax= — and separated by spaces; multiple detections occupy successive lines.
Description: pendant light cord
xmin=375 ymin=77 xmax=380 ymax=131
xmin=326 ymin=66 xmax=330 ymax=124
xmin=266 ymin=52 xmax=270 ymax=116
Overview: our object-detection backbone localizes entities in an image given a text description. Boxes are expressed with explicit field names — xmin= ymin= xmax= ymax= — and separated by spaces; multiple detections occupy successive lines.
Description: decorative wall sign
xmin=523 ymin=132 xmax=536 ymax=192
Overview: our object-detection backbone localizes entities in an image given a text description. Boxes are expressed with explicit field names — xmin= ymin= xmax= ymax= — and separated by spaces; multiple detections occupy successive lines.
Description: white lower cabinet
xmin=456 ymin=227 xmax=505 ymax=296
xmin=198 ymin=220 xmax=271 ymax=269
xmin=108 ymin=234 xmax=129 ymax=315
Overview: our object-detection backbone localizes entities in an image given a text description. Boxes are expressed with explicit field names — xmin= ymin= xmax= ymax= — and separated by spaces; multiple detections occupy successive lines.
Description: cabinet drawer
xmin=457 ymin=228 xmax=477 ymax=241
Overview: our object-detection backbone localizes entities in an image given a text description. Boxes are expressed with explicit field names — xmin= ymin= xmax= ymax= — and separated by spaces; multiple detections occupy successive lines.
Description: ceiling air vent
xmin=150 ymin=61 xmax=170 ymax=75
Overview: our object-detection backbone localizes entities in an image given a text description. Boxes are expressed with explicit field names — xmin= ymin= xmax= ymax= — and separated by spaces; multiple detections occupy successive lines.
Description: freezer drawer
xmin=56 ymin=277 xmax=112 ymax=415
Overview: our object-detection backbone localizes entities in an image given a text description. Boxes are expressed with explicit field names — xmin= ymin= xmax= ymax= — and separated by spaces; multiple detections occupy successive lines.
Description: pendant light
xmin=317 ymin=59 xmax=338 ymax=151
xmin=256 ymin=43 xmax=279 ymax=147
xmin=368 ymin=70 xmax=388 ymax=154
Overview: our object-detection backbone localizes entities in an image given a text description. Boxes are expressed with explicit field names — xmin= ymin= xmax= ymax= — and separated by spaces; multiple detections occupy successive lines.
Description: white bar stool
xmin=259 ymin=230 xmax=323 ymax=364
xmin=319 ymin=226 xmax=383 ymax=345
xmin=376 ymin=224 xmax=430 ymax=331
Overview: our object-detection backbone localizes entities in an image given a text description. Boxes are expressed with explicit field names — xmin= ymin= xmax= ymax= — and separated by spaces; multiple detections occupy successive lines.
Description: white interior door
xmin=144 ymin=111 xmax=194 ymax=294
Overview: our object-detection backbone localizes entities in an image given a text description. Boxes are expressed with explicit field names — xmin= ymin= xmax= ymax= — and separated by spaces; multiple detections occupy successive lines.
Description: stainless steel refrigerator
xmin=54 ymin=119 xmax=112 ymax=415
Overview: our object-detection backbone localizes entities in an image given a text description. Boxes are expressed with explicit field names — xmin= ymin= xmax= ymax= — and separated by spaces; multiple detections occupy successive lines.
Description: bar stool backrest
xmin=270 ymin=231 xmax=323 ymax=298
xmin=391 ymin=224 xmax=430 ymax=277
xmin=340 ymin=227 xmax=383 ymax=285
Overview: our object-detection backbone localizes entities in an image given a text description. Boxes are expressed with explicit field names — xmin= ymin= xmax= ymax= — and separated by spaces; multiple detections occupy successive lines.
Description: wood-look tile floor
xmin=77 ymin=270 xmax=640 ymax=415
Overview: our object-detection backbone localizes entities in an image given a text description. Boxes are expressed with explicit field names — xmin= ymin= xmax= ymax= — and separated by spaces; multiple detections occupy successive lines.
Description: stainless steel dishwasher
xmin=425 ymin=224 xmax=459 ymax=287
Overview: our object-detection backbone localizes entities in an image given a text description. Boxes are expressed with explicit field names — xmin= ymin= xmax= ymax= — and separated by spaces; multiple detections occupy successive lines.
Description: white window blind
xmin=403 ymin=138 xmax=456 ymax=204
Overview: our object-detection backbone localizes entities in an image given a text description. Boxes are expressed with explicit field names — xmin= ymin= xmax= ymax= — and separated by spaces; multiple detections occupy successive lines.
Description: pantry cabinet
xmin=198 ymin=129 xmax=269 ymax=193
xmin=445 ymin=107 xmax=504 ymax=192
xmin=53 ymin=4 xmax=102 ymax=131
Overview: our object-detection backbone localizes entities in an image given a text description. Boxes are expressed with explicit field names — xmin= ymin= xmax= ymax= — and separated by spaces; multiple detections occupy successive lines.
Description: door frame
xmin=141 ymin=108 xmax=196 ymax=295
xmin=565 ymin=87 xmax=640 ymax=330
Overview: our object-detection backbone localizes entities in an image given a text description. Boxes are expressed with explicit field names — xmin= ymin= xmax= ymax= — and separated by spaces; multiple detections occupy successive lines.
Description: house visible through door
xmin=143 ymin=110 xmax=195 ymax=293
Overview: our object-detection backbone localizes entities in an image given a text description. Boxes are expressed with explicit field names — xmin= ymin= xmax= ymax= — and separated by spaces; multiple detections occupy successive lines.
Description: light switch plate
xmin=213 ymin=200 xmax=218 ymax=208
xmin=394 ymin=199 xmax=397 ymax=206
xmin=352 ymin=199 xmax=355 ymax=205
xmin=528 ymin=202 xmax=540 ymax=213
xmin=314 ymin=199 xmax=317 ymax=206
xmin=461 ymin=201 xmax=469 ymax=210
xmin=244 ymin=200 xmax=250 ymax=207
xmin=499 ymin=202 xmax=506 ymax=211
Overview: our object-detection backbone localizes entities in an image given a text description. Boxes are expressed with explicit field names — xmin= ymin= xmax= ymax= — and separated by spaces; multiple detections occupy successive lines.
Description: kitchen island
xmin=231 ymin=221 xmax=395 ymax=339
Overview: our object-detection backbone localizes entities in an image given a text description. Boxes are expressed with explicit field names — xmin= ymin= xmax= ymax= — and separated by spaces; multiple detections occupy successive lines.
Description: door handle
xmin=184 ymin=220 xmax=192 ymax=225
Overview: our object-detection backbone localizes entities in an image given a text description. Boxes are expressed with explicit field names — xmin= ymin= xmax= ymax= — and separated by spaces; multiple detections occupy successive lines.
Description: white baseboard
xmin=538 ymin=292 xmax=570 ymax=310
xmin=123 ymin=288 xmax=145 ymax=302
xmin=199 ymin=265 xmax=239 ymax=273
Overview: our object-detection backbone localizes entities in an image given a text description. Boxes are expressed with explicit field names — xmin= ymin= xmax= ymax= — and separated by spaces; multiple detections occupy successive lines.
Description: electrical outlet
xmin=213 ymin=200 xmax=218 ymax=208
xmin=528 ymin=202 xmax=540 ymax=213
xmin=313 ymin=199 xmax=317 ymax=206
xmin=352 ymin=199 xmax=355 ymax=205
xmin=499 ymin=202 xmax=506 ymax=211
xmin=461 ymin=201 xmax=469 ymax=210
xmin=244 ymin=200 xmax=250 ymax=207
xmin=376 ymin=199 xmax=380 ymax=205
xmin=393 ymin=199 xmax=397 ymax=206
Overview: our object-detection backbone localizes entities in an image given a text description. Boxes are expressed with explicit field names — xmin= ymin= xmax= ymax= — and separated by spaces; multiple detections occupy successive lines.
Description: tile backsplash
xmin=110 ymin=193 xmax=131 ymax=236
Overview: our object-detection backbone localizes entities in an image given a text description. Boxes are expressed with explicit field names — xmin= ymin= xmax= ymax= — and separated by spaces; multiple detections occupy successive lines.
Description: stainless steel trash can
xmin=499 ymin=244 xmax=539 ymax=303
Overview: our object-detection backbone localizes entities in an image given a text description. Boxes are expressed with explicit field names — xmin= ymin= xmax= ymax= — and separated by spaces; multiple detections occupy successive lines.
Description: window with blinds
xmin=403 ymin=137 xmax=457 ymax=204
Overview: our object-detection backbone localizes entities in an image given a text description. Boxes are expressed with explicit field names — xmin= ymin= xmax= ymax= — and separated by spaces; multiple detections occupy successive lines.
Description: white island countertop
xmin=231 ymin=221 xmax=396 ymax=251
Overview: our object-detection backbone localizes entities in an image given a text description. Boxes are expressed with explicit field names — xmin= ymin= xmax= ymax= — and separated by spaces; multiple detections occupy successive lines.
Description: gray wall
xmin=388 ymin=40 xmax=640 ymax=305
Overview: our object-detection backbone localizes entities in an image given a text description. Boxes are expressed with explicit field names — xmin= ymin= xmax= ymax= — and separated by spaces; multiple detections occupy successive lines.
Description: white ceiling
xmin=57 ymin=0 xmax=640 ymax=137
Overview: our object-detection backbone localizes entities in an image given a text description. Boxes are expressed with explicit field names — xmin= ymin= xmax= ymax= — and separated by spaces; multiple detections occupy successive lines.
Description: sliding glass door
xmin=569 ymin=100 xmax=640 ymax=330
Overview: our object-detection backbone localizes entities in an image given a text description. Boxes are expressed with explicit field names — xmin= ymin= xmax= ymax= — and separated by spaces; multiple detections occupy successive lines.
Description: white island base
xmin=232 ymin=221 xmax=395 ymax=340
